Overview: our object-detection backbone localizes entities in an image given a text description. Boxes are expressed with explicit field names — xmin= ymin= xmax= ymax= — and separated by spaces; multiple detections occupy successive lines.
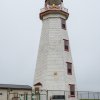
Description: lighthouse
xmin=33 ymin=0 xmax=77 ymax=100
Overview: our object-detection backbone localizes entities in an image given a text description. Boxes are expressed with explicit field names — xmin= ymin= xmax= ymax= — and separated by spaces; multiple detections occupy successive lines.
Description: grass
xmin=80 ymin=99 xmax=100 ymax=100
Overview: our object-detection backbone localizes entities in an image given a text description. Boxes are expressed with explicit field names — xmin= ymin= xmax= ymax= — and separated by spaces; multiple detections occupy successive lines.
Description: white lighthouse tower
xmin=34 ymin=0 xmax=77 ymax=100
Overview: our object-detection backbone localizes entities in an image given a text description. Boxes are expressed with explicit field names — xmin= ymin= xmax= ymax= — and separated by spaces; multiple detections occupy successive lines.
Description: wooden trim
xmin=34 ymin=82 xmax=42 ymax=86
xmin=40 ymin=10 xmax=69 ymax=20
xmin=70 ymin=95 xmax=75 ymax=97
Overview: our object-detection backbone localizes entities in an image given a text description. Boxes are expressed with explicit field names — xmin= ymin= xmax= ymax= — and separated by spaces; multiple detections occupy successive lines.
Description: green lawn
xmin=80 ymin=99 xmax=100 ymax=100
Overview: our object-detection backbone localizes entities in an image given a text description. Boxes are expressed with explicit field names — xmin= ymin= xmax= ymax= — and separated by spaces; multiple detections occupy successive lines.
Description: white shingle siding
xmin=34 ymin=13 xmax=77 ymax=99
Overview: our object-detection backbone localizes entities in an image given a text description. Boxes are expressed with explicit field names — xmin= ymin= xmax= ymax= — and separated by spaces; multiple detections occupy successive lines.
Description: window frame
xmin=61 ymin=18 xmax=66 ymax=30
xmin=35 ymin=87 xmax=40 ymax=94
xmin=63 ymin=39 xmax=69 ymax=51
xmin=66 ymin=62 xmax=72 ymax=75
xmin=69 ymin=84 xmax=75 ymax=97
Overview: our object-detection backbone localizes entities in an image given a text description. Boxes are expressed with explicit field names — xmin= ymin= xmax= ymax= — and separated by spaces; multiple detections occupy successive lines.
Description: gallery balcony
xmin=40 ymin=5 xmax=69 ymax=20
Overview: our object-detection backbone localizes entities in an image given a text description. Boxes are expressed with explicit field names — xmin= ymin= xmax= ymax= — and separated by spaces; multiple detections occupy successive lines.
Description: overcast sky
xmin=0 ymin=0 xmax=100 ymax=91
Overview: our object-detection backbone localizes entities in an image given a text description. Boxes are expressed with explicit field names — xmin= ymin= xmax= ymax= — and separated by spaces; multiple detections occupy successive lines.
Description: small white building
xmin=0 ymin=84 xmax=32 ymax=100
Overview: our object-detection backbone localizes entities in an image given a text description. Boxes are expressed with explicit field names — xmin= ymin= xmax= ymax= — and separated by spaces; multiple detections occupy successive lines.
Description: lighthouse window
xmin=61 ymin=19 xmax=66 ymax=30
xmin=69 ymin=84 xmax=75 ymax=97
xmin=67 ymin=62 xmax=72 ymax=75
xmin=64 ymin=39 xmax=69 ymax=51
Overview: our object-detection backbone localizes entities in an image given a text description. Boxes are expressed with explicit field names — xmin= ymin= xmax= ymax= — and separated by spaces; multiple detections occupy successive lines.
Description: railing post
xmin=80 ymin=92 xmax=82 ymax=99
xmin=93 ymin=92 xmax=95 ymax=100
xmin=47 ymin=90 xmax=48 ymax=100
xmin=98 ymin=92 xmax=100 ymax=100
xmin=7 ymin=89 xmax=9 ymax=100
xmin=7 ymin=91 xmax=8 ymax=100
xmin=88 ymin=91 xmax=89 ymax=99
xmin=64 ymin=91 xmax=65 ymax=100
xmin=77 ymin=91 xmax=78 ymax=100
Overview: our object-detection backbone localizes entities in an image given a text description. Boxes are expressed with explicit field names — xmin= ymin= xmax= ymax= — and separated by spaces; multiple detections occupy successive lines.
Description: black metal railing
xmin=5 ymin=90 xmax=100 ymax=100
